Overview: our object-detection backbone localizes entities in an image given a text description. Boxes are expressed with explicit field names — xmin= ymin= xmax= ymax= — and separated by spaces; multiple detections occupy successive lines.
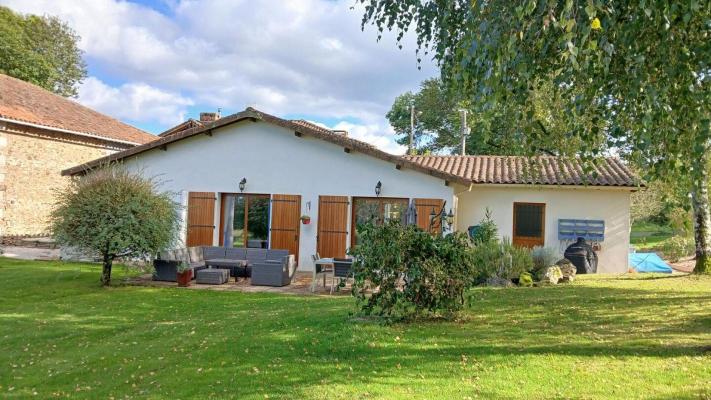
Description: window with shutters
xmin=350 ymin=197 xmax=408 ymax=247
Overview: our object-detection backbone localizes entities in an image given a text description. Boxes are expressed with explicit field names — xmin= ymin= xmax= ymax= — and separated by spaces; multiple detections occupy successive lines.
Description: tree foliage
xmin=349 ymin=221 xmax=476 ymax=322
xmin=359 ymin=0 xmax=711 ymax=274
xmin=387 ymin=78 xmax=589 ymax=155
xmin=51 ymin=165 xmax=181 ymax=285
xmin=0 ymin=5 xmax=87 ymax=97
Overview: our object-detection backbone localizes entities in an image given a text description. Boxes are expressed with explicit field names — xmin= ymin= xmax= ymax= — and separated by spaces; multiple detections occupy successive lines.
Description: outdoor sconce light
xmin=239 ymin=177 xmax=247 ymax=193
xmin=375 ymin=181 xmax=382 ymax=197
xmin=429 ymin=205 xmax=455 ymax=232
xmin=446 ymin=209 xmax=455 ymax=226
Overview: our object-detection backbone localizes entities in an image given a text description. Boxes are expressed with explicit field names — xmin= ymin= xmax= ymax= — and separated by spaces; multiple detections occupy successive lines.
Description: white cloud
xmin=1 ymin=0 xmax=436 ymax=153
xmin=332 ymin=121 xmax=407 ymax=155
xmin=77 ymin=77 xmax=193 ymax=126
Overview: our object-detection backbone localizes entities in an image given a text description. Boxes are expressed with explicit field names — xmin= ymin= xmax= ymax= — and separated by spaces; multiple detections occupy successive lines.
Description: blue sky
xmin=1 ymin=0 xmax=438 ymax=153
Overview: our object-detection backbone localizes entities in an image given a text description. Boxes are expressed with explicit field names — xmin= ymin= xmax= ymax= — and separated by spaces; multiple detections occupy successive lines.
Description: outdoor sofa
xmin=152 ymin=247 xmax=207 ymax=282
xmin=153 ymin=246 xmax=297 ymax=287
xmin=201 ymin=247 xmax=297 ymax=287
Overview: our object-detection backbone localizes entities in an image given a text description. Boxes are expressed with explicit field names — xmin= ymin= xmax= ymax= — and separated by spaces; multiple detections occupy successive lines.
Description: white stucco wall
xmin=456 ymin=185 xmax=632 ymax=273
xmin=122 ymin=120 xmax=453 ymax=270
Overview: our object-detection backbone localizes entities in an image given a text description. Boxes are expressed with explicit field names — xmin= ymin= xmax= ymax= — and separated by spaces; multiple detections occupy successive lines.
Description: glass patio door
xmin=222 ymin=194 xmax=270 ymax=248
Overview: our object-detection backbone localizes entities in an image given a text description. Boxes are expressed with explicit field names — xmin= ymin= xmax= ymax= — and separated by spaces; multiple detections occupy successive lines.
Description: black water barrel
xmin=564 ymin=238 xmax=598 ymax=274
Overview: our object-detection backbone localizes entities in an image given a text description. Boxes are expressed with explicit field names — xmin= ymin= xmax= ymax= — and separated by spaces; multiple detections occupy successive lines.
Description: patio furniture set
xmin=153 ymin=246 xmax=297 ymax=287
xmin=311 ymin=254 xmax=353 ymax=293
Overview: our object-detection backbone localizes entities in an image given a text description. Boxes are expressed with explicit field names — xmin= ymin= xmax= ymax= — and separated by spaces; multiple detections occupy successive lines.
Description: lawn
xmin=630 ymin=220 xmax=675 ymax=251
xmin=1 ymin=258 xmax=709 ymax=399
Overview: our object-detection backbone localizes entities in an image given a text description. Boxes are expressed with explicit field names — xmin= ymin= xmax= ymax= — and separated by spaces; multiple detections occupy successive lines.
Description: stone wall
xmin=0 ymin=129 xmax=114 ymax=236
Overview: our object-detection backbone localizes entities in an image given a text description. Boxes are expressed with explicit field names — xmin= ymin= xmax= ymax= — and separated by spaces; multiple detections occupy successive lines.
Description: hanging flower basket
xmin=300 ymin=215 xmax=311 ymax=225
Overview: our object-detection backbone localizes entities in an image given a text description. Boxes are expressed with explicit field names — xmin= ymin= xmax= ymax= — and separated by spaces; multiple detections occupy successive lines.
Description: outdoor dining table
xmin=312 ymin=257 xmax=334 ymax=292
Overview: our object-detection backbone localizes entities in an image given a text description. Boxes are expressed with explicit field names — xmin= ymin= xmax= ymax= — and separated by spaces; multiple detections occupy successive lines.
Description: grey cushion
xmin=246 ymin=248 xmax=267 ymax=263
xmin=266 ymin=249 xmax=288 ymax=262
xmin=206 ymin=258 xmax=247 ymax=268
xmin=174 ymin=248 xmax=190 ymax=262
xmin=203 ymin=246 xmax=226 ymax=260
xmin=159 ymin=250 xmax=175 ymax=260
xmin=188 ymin=247 xmax=204 ymax=263
xmin=225 ymin=248 xmax=247 ymax=260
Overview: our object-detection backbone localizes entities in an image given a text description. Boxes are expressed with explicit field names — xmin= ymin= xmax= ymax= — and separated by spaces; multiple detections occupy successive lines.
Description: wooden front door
xmin=317 ymin=195 xmax=349 ymax=258
xmin=270 ymin=194 xmax=301 ymax=262
xmin=512 ymin=202 xmax=546 ymax=248
xmin=414 ymin=198 xmax=445 ymax=234
xmin=186 ymin=192 xmax=216 ymax=246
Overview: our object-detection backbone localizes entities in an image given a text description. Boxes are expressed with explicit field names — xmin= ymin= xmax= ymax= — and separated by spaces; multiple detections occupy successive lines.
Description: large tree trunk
xmin=101 ymin=254 xmax=113 ymax=286
xmin=691 ymin=161 xmax=711 ymax=275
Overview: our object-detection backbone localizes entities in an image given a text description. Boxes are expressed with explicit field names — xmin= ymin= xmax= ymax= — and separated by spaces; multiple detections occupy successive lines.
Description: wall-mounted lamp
xmin=375 ymin=181 xmax=382 ymax=197
xmin=429 ymin=203 xmax=455 ymax=233
xmin=446 ymin=209 xmax=455 ymax=226
xmin=239 ymin=177 xmax=247 ymax=193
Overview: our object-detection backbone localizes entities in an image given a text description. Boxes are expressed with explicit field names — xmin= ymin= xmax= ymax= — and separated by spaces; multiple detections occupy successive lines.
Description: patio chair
xmin=311 ymin=253 xmax=333 ymax=291
xmin=331 ymin=258 xmax=353 ymax=294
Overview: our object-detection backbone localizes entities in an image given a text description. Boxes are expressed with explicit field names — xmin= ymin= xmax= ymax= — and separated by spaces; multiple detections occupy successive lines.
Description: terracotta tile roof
xmin=290 ymin=119 xmax=334 ymax=135
xmin=61 ymin=107 xmax=639 ymax=188
xmin=63 ymin=108 xmax=456 ymax=181
xmin=158 ymin=119 xmax=203 ymax=137
xmin=404 ymin=155 xmax=639 ymax=187
xmin=0 ymin=74 xmax=156 ymax=145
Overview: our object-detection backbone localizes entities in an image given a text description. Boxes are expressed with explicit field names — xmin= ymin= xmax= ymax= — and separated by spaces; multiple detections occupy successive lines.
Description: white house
xmin=63 ymin=108 xmax=639 ymax=273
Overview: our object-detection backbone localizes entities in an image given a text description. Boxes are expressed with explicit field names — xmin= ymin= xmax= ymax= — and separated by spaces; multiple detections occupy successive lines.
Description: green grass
xmin=631 ymin=221 xmax=675 ymax=250
xmin=1 ymin=258 xmax=709 ymax=399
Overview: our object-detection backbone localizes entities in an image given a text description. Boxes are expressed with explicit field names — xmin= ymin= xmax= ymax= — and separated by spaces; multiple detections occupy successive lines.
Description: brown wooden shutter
xmin=186 ymin=192 xmax=216 ymax=246
xmin=317 ymin=195 xmax=349 ymax=258
xmin=270 ymin=194 xmax=301 ymax=262
xmin=414 ymin=198 xmax=445 ymax=234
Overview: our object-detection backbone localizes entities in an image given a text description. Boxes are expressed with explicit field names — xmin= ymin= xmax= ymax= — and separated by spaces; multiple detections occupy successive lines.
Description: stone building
xmin=0 ymin=73 xmax=156 ymax=240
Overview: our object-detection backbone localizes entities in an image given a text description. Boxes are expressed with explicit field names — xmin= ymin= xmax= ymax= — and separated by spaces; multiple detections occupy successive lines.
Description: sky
xmin=1 ymin=0 xmax=438 ymax=154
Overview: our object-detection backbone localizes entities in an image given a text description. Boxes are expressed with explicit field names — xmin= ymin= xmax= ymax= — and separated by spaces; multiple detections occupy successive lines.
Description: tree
xmin=0 ymin=6 xmax=87 ymax=97
xmin=51 ymin=166 xmax=181 ymax=285
xmin=359 ymin=1 xmax=711 ymax=274
xmin=388 ymin=78 xmax=592 ymax=155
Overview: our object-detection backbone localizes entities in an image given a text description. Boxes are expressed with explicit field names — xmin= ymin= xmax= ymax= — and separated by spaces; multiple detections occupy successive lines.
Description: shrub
xmin=531 ymin=246 xmax=560 ymax=270
xmin=530 ymin=246 xmax=560 ymax=279
xmin=471 ymin=237 xmax=533 ymax=283
xmin=661 ymin=236 xmax=694 ymax=262
xmin=471 ymin=208 xmax=498 ymax=244
xmin=51 ymin=165 xmax=180 ymax=286
xmin=667 ymin=207 xmax=692 ymax=236
xmin=349 ymin=221 xmax=476 ymax=322
xmin=506 ymin=238 xmax=534 ymax=277
xmin=518 ymin=272 xmax=533 ymax=287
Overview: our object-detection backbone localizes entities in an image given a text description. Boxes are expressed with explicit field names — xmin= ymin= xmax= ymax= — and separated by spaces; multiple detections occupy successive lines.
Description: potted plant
xmin=300 ymin=215 xmax=311 ymax=225
xmin=176 ymin=261 xmax=192 ymax=287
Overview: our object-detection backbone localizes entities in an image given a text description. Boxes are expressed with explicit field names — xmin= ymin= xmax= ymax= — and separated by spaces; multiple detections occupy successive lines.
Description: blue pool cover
xmin=629 ymin=253 xmax=673 ymax=273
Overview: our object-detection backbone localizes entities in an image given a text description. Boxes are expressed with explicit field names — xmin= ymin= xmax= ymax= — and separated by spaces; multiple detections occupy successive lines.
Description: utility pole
xmin=459 ymin=109 xmax=470 ymax=155
xmin=409 ymin=103 xmax=415 ymax=155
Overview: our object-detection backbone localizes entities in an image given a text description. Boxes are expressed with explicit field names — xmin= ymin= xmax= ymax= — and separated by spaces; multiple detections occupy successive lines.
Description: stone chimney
xmin=199 ymin=111 xmax=220 ymax=123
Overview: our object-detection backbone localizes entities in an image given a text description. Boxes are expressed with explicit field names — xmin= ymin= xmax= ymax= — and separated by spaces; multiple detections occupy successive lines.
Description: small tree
xmin=350 ymin=221 xmax=475 ymax=321
xmin=51 ymin=165 xmax=180 ymax=286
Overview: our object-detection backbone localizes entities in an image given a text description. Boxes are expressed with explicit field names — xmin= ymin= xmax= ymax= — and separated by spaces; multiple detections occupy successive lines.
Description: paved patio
xmin=125 ymin=271 xmax=352 ymax=296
